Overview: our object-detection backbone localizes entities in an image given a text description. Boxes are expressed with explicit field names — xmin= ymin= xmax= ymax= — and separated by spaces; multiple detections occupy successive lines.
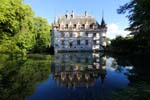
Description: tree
xmin=117 ymin=0 xmax=150 ymax=35
xmin=0 ymin=0 xmax=51 ymax=54
xmin=32 ymin=17 xmax=50 ymax=53
xmin=117 ymin=0 xmax=150 ymax=54
xmin=14 ymin=4 xmax=35 ymax=53
xmin=0 ymin=0 xmax=23 ymax=39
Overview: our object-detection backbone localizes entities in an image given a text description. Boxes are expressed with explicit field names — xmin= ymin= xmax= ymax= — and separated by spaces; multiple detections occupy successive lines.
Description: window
xmin=82 ymin=24 xmax=85 ymax=29
xmin=69 ymin=42 xmax=73 ymax=48
xmin=77 ymin=40 xmax=80 ymax=45
xmin=62 ymin=40 xmax=65 ymax=45
xmin=93 ymin=33 xmax=96 ymax=37
xmin=77 ymin=32 xmax=80 ymax=38
xmin=94 ymin=25 xmax=97 ymax=30
xmin=61 ymin=32 xmax=65 ymax=38
xmin=94 ymin=40 xmax=96 ymax=45
xmin=66 ymin=24 xmax=68 ymax=28
xmin=85 ymin=58 xmax=89 ymax=63
xmin=90 ymin=25 xmax=93 ymax=29
xmin=74 ymin=24 xmax=76 ymax=28
xmin=70 ymin=32 xmax=73 ymax=37
xmin=86 ymin=32 xmax=88 ymax=37
xmin=86 ymin=40 xmax=89 ymax=45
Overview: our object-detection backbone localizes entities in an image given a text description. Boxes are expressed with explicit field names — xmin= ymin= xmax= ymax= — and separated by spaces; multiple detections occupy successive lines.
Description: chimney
xmin=65 ymin=10 xmax=69 ymax=18
xmin=85 ymin=11 xmax=88 ymax=16
xmin=71 ymin=10 xmax=74 ymax=18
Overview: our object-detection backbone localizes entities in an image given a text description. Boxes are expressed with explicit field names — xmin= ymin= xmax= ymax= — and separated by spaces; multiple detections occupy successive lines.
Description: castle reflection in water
xmin=51 ymin=53 xmax=107 ymax=88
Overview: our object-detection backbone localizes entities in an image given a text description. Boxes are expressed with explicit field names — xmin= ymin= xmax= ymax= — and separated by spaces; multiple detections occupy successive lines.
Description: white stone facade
xmin=51 ymin=11 xmax=107 ymax=52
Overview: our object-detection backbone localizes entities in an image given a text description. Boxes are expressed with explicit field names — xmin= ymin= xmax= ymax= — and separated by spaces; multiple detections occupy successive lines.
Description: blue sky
xmin=24 ymin=0 xmax=130 ymax=39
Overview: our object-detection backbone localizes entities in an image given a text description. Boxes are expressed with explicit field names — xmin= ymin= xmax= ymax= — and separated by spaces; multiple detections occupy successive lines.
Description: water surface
xmin=1 ymin=53 xmax=148 ymax=100
xmin=27 ymin=53 xmax=130 ymax=100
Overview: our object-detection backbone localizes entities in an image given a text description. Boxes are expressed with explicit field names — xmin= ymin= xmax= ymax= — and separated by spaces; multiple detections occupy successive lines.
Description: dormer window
xmin=66 ymin=24 xmax=68 ymax=28
xmin=82 ymin=24 xmax=85 ymax=29
xmin=90 ymin=25 xmax=93 ymax=29
xmin=94 ymin=25 xmax=97 ymax=30
xmin=74 ymin=24 xmax=76 ymax=28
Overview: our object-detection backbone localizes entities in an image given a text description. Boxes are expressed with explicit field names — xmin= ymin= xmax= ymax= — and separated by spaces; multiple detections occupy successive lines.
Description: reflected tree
xmin=0 ymin=54 xmax=52 ymax=100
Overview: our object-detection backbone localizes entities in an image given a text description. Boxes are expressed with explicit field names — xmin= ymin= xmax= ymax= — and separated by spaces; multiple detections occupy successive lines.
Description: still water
xmin=0 ymin=53 xmax=148 ymax=100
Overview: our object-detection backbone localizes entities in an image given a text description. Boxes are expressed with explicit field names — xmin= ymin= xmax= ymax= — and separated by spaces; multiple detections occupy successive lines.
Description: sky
xmin=24 ymin=0 xmax=131 ymax=39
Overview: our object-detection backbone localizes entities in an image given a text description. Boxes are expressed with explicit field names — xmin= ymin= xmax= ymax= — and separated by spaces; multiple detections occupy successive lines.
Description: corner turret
xmin=100 ymin=16 xmax=107 ymax=49
xmin=101 ymin=17 xmax=107 ymax=28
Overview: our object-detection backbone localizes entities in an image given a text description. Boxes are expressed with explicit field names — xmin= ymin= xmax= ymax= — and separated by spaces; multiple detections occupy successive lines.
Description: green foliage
xmin=110 ymin=36 xmax=135 ymax=53
xmin=110 ymin=0 xmax=150 ymax=54
xmin=0 ymin=39 xmax=22 ymax=54
xmin=0 ymin=0 xmax=50 ymax=54
xmin=107 ymin=54 xmax=150 ymax=100
xmin=118 ymin=0 xmax=150 ymax=34
xmin=0 ymin=0 xmax=22 ymax=38
xmin=108 ymin=82 xmax=150 ymax=100
xmin=32 ymin=17 xmax=50 ymax=53
xmin=0 ymin=54 xmax=52 ymax=100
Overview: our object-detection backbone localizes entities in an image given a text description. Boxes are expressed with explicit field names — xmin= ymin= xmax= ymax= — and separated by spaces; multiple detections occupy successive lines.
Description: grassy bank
xmin=108 ymin=82 xmax=150 ymax=100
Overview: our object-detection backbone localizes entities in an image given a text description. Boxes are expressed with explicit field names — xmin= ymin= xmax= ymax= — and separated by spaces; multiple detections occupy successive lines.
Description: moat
xmin=0 ymin=53 xmax=149 ymax=100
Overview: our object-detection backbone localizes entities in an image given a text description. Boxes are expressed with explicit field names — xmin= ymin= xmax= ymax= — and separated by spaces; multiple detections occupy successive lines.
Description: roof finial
xmin=85 ymin=11 xmax=88 ymax=16
xmin=54 ymin=16 xmax=57 ymax=24
xmin=101 ymin=10 xmax=106 ymax=28
xmin=102 ymin=10 xmax=104 ymax=19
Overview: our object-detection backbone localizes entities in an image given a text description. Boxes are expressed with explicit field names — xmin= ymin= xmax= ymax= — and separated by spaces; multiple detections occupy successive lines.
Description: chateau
xmin=51 ymin=11 xmax=107 ymax=52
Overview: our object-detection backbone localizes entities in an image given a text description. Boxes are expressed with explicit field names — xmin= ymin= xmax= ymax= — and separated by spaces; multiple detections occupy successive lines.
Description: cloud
xmin=107 ymin=23 xmax=130 ymax=39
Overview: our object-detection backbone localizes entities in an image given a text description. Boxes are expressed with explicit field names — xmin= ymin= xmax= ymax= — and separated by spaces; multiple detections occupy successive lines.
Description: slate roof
xmin=57 ymin=15 xmax=97 ymax=25
xmin=52 ymin=11 xmax=107 ymax=29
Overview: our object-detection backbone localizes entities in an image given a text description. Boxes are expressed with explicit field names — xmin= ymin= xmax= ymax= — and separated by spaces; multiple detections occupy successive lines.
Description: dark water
xmin=0 ymin=53 xmax=149 ymax=100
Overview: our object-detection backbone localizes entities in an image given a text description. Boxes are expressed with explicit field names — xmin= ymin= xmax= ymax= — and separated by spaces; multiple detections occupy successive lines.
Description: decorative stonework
xmin=51 ymin=11 xmax=107 ymax=52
